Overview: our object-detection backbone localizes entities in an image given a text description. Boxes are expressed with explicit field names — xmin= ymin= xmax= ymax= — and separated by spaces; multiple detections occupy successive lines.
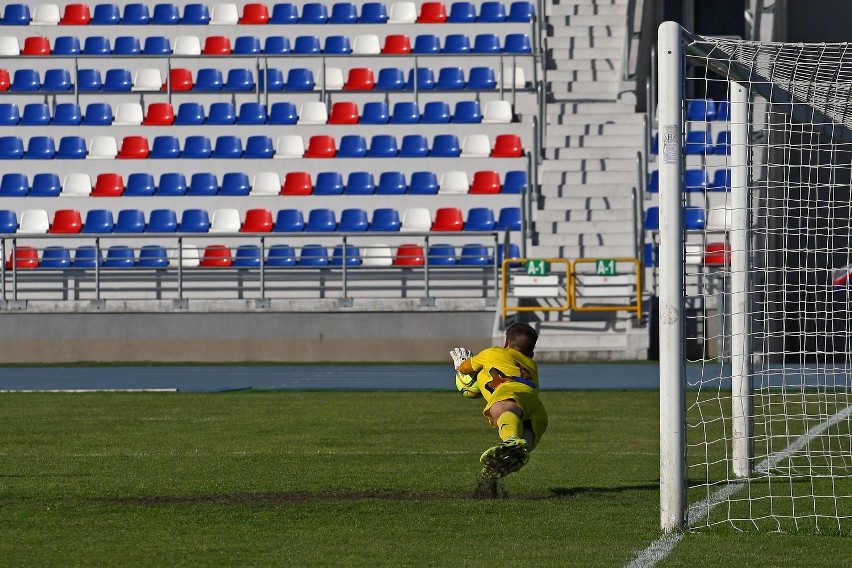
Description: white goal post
xmin=658 ymin=21 xmax=852 ymax=532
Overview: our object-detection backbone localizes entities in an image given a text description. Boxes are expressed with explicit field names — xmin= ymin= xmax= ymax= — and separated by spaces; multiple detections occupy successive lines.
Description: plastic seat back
xmin=460 ymin=134 xmax=491 ymax=157
xmin=274 ymin=135 xmax=305 ymax=158
xmin=173 ymin=35 xmax=201 ymax=55
xmin=251 ymin=172 xmax=281 ymax=196
xmin=352 ymin=34 xmax=381 ymax=54
xmin=413 ymin=34 xmax=441 ymax=54
xmin=0 ymin=173 xmax=28 ymax=197
xmin=210 ymin=3 xmax=239 ymax=24
xmin=103 ymin=68 xmax=132 ymax=92
xmin=470 ymin=170 xmax=501 ymax=194
xmin=267 ymin=244 xmax=298 ymax=267
xmin=182 ymin=135 xmax=212 ymax=159
xmin=11 ymin=69 xmax=40 ymax=92
xmin=53 ymin=36 xmax=81 ymax=56
xmin=360 ymin=101 xmax=389 ymax=124
xmin=0 ymin=136 xmax=24 ymax=159
xmin=242 ymin=209 xmax=274 ymax=233
xmin=115 ymin=209 xmax=146 ymax=233
xmin=157 ymin=173 xmax=187 ymax=196
xmin=264 ymin=36 xmax=291 ymax=55
xmin=388 ymin=1 xmax=416 ymax=23
xmin=241 ymin=3 xmax=269 ymax=23
xmin=448 ymin=1 xmax=475 ymax=22
xmin=444 ymin=33 xmax=471 ymax=53
xmin=383 ymin=34 xmax=411 ymax=54
xmin=339 ymin=209 xmax=369 ymax=232
xmin=0 ymin=103 xmax=19 ymax=126
xmin=77 ymin=69 xmax=103 ymax=92
xmin=422 ymin=101 xmax=450 ymax=123
xmin=459 ymin=243 xmax=492 ymax=265
xmin=409 ymin=171 xmax=439 ymax=194
xmin=153 ymin=3 xmax=181 ymax=24
xmin=465 ymin=207 xmax=495 ymax=231
xmin=300 ymin=2 xmax=328 ymax=23
xmin=281 ymin=171 xmax=313 ymax=195
xmin=293 ymin=35 xmax=321 ymax=54
xmin=453 ymin=100 xmax=482 ymax=123
xmin=200 ymin=245 xmax=233 ymax=268
xmin=400 ymin=207 xmax=432 ymax=232
xmin=269 ymin=102 xmax=298 ymax=125
xmin=399 ymin=134 xmax=429 ymax=157
xmin=496 ymin=207 xmax=522 ymax=231
xmin=148 ymin=209 xmax=178 ymax=232
xmin=337 ymin=135 xmax=367 ymax=157
xmin=285 ymin=68 xmax=314 ymax=91
xmin=32 ymin=4 xmax=61 ymax=24
xmin=180 ymin=209 xmax=211 ymax=233
xmin=188 ymin=172 xmax=218 ymax=195
xmin=22 ymin=36 xmax=50 ymax=56
xmin=377 ymin=172 xmax=406 ymax=195
xmin=73 ymin=246 xmax=103 ymax=268
xmin=104 ymin=246 xmax=136 ymax=268
xmin=313 ymin=172 xmax=343 ymax=195
xmin=2 ymin=4 xmax=31 ymax=25
xmin=274 ymin=209 xmax=305 ymax=232
xmin=43 ymin=69 xmax=72 ymax=91
xmin=370 ymin=208 xmax=401 ymax=231
xmin=31 ymin=173 xmax=62 ymax=196
xmin=432 ymin=207 xmax=464 ymax=231
xmin=220 ymin=172 xmax=251 ymax=195
xmin=368 ymin=135 xmax=398 ymax=157
xmin=245 ymin=136 xmax=274 ymax=159
xmin=473 ymin=33 xmax=501 ymax=53
xmin=331 ymin=244 xmax=362 ymax=267
xmin=49 ymin=210 xmax=82 ymax=234
xmin=116 ymin=135 xmax=149 ymax=159
xmin=19 ymin=209 xmax=50 ymax=234
xmin=21 ymin=103 xmax=51 ymax=126
xmin=329 ymin=101 xmax=359 ymax=124
xmin=150 ymin=135 xmax=181 ymax=159
xmin=208 ymin=102 xmax=236 ymax=125
xmin=175 ymin=102 xmax=204 ymax=125
xmin=238 ymin=102 xmax=268 ymax=125
xmin=92 ymin=172 xmax=124 ymax=196
xmin=114 ymin=102 xmax=144 ymax=125
xmin=138 ymin=245 xmax=169 ymax=268
xmin=344 ymin=68 xmax=375 ymax=90
xmin=210 ymin=209 xmax=242 ymax=233
xmin=202 ymin=35 xmax=231 ymax=55
xmin=124 ymin=3 xmax=152 ymax=24
xmin=91 ymin=3 xmax=121 ymax=24
xmin=324 ymin=35 xmax=351 ymax=54
xmin=304 ymin=135 xmax=336 ymax=158
xmin=491 ymin=134 xmax=523 ymax=157
xmin=224 ymin=68 xmax=255 ymax=91
xmin=125 ymin=173 xmax=156 ymax=196
xmin=439 ymin=171 xmax=469 ymax=194
xmin=299 ymin=244 xmax=329 ymax=266
xmin=345 ymin=172 xmax=376 ymax=194
xmin=391 ymin=101 xmax=420 ymax=124
xmin=113 ymin=36 xmax=142 ymax=56
xmin=41 ymin=247 xmax=72 ymax=269
xmin=428 ymin=244 xmax=457 ymax=266
xmin=305 ymin=209 xmax=337 ymax=232
xmin=504 ymin=33 xmax=532 ymax=54
xmin=431 ymin=134 xmax=460 ymax=157
xmin=436 ymin=67 xmax=465 ymax=90
xmin=269 ymin=2 xmax=298 ymax=23
xmin=394 ymin=244 xmax=425 ymax=266
xmin=81 ymin=209 xmax=117 ymax=234
xmin=180 ymin=3 xmax=209 ymax=24
xmin=298 ymin=101 xmax=329 ymax=125
xmin=360 ymin=2 xmax=388 ymax=23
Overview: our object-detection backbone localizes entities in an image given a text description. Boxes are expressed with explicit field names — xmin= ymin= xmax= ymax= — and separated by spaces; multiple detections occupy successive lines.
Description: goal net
xmin=657 ymin=22 xmax=852 ymax=532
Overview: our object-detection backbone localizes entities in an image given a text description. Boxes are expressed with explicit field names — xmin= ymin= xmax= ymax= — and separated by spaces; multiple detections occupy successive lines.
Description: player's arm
xmin=457 ymin=358 xmax=476 ymax=376
xmin=450 ymin=348 xmax=480 ymax=376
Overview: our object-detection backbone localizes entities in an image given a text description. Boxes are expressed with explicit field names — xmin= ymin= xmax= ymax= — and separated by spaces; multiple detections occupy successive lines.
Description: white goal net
xmin=657 ymin=22 xmax=852 ymax=532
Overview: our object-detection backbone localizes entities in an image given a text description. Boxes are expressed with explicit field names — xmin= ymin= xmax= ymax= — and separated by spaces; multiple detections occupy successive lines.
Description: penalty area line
xmin=625 ymin=403 xmax=852 ymax=568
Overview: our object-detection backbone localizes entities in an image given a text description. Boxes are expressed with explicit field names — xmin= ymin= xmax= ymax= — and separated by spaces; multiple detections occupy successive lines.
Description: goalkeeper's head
xmin=504 ymin=322 xmax=538 ymax=357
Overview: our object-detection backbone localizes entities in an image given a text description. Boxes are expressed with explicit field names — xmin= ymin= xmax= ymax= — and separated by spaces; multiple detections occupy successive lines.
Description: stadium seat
xmin=396 ymin=134 xmax=427 ymax=158
xmin=124 ymin=3 xmax=152 ymax=24
xmin=400 ymin=208 xmax=432 ymax=231
xmin=251 ymin=172 xmax=281 ymax=196
xmin=422 ymin=101 xmax=451 ymax=123
xmin=180 ymin=3 xmax=208 ymax=24
xmin=49 ymin=210 xmax=82 ymax=234
xmin=231 ymin=245 xmax=261 ymax=268
xmin=339 ymin=209 xmax=369 ymax=232
xmin=504 ymin=33 xmax=532 ymax=54
xmin=138 ymin=245 xmax=169 ymax=268
xmin=413 ymin=34 xmax=441 ymax=54
xmin=646 ymin=170 xmax=659 ymax=193
xmin=0 ymin=104 xmax=19 ymax=126
xmin=103 ymin=246 xmax=136 ymax=268
xmin=344 ymin=68 xmax=375 ymax=90
xmin=299 ymin=244 xmax=329 ymax=266
xmin=259 ymin=68 xmax=285 ymax=91
xmin=714 ymin=131 xmax=731 ymax=155
xmin=41 ymin=247 xmax=72 ymax=269
xmin=0 ymin=136 xmax=24 ymax=159
xmin=686 ymin=99 xmax=717 ymax=121
xmin=150 ymin=135 xmax=180 ymax=159
xmin=431 ymin=134 xmax=461 ymax=157
xmin=293 ymin=35 xmax=321 ymax=54
xmin=499 ymin=66 xmax=526 ymax=89
xmin=168 ymin=245 xmax=200 ymax=268
xmin=180 ymin=209 xmax=211 ymax=233
xmin=117 ymin=136 xmax=149 ymax=159
xmin=156 ymin=173 xmax=187 ymax=196
xmin=114 ymin=102 xmax=144 ymax=126
xmin=195 ymin=68 xmax=223 ymax=92
xmin=51 ymin=103 xmax=81 ymax=126
xmin=324 ymin=35 xmax=351 ymax=54
xmin=465 ymin=207 xmax=495 ymax=231
xmin=298 ymin=101 xmax=328 ymax=125
xmin=409 ymin=172 xmax=439 ymax=195
xmin=234 ymin=37 xmax=261 ymax=56
xmin=459 ymin=243 xmax=492 ymax=265
xmin=241 ymin=209 xmax=274 ymax=233
xmin=133 ymin=69 xmax=164 ymax=92
xmin=114 ymin=36 xmax=142 ymax=56
xmin=182 ymin=135 xmax=212 ymax=159
xmin=711 ymin=168 xmax=732 ymax=191
xmin=482 ymin=100 xmax=513 ymax=123
xmin=478 ymin=1 xmax=506 ymax=21
xmin=274 ymin=209 xmax=305 ymax=233
xmin=11 ymin=69 xmax=40 ymax=92
xmin=274 ymin=135 xmax=304 ymax=158
xmin=705 ymin=207 xmax=732 ymax=232
xmin=238 ymin=102 xmax=267 ymax=125
xmin=282 ymin=171 xmax=313 ymax=195
xmin=264 ymin=36 xmax=291 ymax=55
xmin=32 ymin=3 xmax=60 ymax=24
xmin=6 ymin=245 xmax=39 ymax=269
xmin=266 ymin=244 xmax=298 ymax=267
xmin=82 ymin=209 xmax=116 ymax=233
xmin=147 ymin=209 xmax=178 ymax=233
xmin=144 ymin=103 xmax=175 ymax=126
xmin=362 ymin=245 xmax=393 ymax=266
xmin=2 ymin=4 xmax=31 ymax=25
xmin=704 ymin=242 xmax=730 ymax=266
xmin=360 ymin=101 xmax=390 ymax=124
xmin=43 ymin=69 xmax=72 ymax=91
xmin=73 ymin=246 xmax=104 ymax=268
xmin=224 ymin=68 xmax=255 ymax=91
xmin=448 ymin=2 xmax=476 ymax=22
xmin=269 ymin=2 xmax=298 ymax=23
xmin=496 ymin=207 xmax=522 ymax=231
xmin=393 ymin=244 xmax=425 ymax=266
xmin=200 ymin=245 xmax=233 ymax=268
xmin=81 ymin=36 xmax=110 ymax=56
xmin=419 ymin=1 xmax=447 ymax=22
xmin=508 ymin=0 xmax=535 ymax=21
xmin=77 ymin=69 xmax=102 ymax=92
xmin=188 ymin=172 xmax=218 ymax=195
xmin=208 ymin=102 xmax=236 ymax=125
xmin=368 ymin=135 xmax=398 ymax=157
xmin=313 ymin=172 xmax=344 ymax=195
xmin=0 ymin=210 xmax=17 ymax=233
xmin=383 ymin=34 xmax=411 ymax=54
xmin=91 ymin=3 xmax=121 ymax=25
xmin=125 ymin=173 xmax=156 ymax=196
xmin=306 ymin=209 xmax=337 ymax=232
xmin=62 ymin=173 xmax=92 ymax=196
xmin=55 ymin=136 xmax=86 ymax=160
xmin=370 ymin=208 xmax=401 ymax=231
xmin=406 ymin=67 xmax=435 ymax=90
xmin=439 ymin=171 xmax=469 ymax=194
xmin=210 ymin=209 xmax=241 ymax=233
xmin=391 ymin=102 xmax=420 ymax=124
xmin=220 ymin=172 xmax=251 ymax=195
xmin=345 ymin=172 xmax=375 ymax=194
xmin=491 ymin=134 xmax=523 ymax=157
xmin=329 ymin=101 xmax=359 ymax=124
xmin=305 ymin=135 xmax=336 ymax=158
xmin=352 ymin=34 xmax=381 ymax=54
xmin=684 ymin=207 xmax=706 ymax=230
xmin=436 ymin=67 xmax=465 ymax=90
xmin=376 ymin=68 xmax=406 ymax=91
xmin=497 ymin=243 xmax=522 ymax=266
xmin=428 ymin=244 xmax=457 ymax=266
xmin=115 ymin=209 xmax=146 ymax=233
xmin=22 ymin=36 xmax=51 ymax=56
xmin=360 ymin=2 xmax=388 ymax=23
xmin=84 ymin=103 xmax=113 ymax=126
xmin=31 ymin=173 xmax=61 ymax=196
xmin=0 ymin=173 xmax=27 ymax=197
xmin=285 ymin=68 xmax=314 ymax=91
xmin=444 ymin=34 xmax=471 ymax=54
xmin=210 ymin=2 xmax=239 ymax=25
xmin=21 ymin=103 xmax=51 ymax=126
xmin=377 ymin=172 xmax=406 ymax=195
xmin=18 ymin=209 xmax=49 ymax=234
xmin=104 ymin=69 xmax=132 ymax=92
xmin=684 ymin=169 xmax=710 ymax=192
xmin=454 ymin=100 xmax=482 ymax=123
xmin=336 ymin=135 xmax=367 ymax=158
xmin=241 ymin=2 xmax=269 ymax=23
xmin=92 ymin=173 xmax=124 ymax=197
xmin=473 ymin=33 xmax=501 ymax=53
xmin=53 ymin=36 xmax=81 ymax=55
xmin=173 ymin=35 xmax=201 ymax=55
xmin=245 ymin=136 xmax=274 ymax=159
xmin=684 ymin=130 xmax=714 ymax=154
xmin=470 ymin=171 xmax=501 ymax=194
xmin=388 ymin=1 xmax=416 ymax=23
xmin=331 ymin=244 xmax=362 ymax=267
xmin=203 ymin=35 xmax=231 ymax=55
xmin=432 ymin=207 xmax=464 ymax=231
xmin=301 ymin=2 xmax=329 ymax=23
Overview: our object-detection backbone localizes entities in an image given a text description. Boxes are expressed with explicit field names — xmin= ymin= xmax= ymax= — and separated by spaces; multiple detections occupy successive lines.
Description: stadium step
xmin=533 ymin=195 xmax=635 ymax=210
xmin=546 ymin=36 xmax=625 ymax=49
xmin=530 ymin=243 xmax=638 ymax=259
xmin=546 ymin=4 xmax=628 ymax=17
xmin=544 ymin=133 xmax=645 ymax=148
xmin=539 ymin=182 xmax=637 ymax=196
xmin=549 ymin=14 xmax=627 ymax=26
xmin=544 ymin=147 xmax=641 ymax=160
xmin=545 ymin=68 xmax=621 ymax=82
xmin=546 ymin=80 xmax=622 ymax=96
xmin=539 ymin=158 xmax=639 ymax=173
xmin=545 ymin=122 xmax=643 ymax=136
xmin=546 ymin=112 xmax=646 ymax=125
xmin=533 ymin=207 xmax=635 ymax=223
xmin=546 ymin=102 xmax=637 ymax=114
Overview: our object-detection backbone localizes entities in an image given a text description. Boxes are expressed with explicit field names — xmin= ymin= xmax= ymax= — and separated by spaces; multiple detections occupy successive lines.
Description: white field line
xmin=626 ymin=403 xmax=852 ymax=568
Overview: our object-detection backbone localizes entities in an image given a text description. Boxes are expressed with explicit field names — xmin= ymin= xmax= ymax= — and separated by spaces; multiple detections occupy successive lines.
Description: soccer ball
xmin=455 ymin=372 xmax=481 ymax=399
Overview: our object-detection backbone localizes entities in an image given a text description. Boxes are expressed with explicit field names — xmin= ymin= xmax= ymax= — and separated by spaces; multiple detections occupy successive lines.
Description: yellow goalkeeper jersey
xmin=468 ymin=346 xmax=539 ymax=400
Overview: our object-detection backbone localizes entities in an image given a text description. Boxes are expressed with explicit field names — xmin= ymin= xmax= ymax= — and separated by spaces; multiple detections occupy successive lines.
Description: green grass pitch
xmin=1 ymin=390 xmax=850 ymax=566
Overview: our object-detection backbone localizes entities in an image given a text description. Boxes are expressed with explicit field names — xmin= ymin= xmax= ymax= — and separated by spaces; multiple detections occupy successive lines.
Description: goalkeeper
xmin=450 ymin=322 xmax=548 ymax=478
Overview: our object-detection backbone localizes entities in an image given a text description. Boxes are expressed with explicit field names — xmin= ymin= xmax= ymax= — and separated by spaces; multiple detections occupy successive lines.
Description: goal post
xmin=658 ymin=22 xmax=852 ymax=533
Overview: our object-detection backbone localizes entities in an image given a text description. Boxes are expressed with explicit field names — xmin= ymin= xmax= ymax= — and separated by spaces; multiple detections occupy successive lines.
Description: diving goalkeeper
xmin=450 ymin=322 xmax=548 ymax=479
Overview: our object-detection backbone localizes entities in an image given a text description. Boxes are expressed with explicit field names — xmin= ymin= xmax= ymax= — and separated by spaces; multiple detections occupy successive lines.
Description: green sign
xmin=524 ymin=259 xmax=549 ymax=276
xmin=595 ymin=258 xmax=616 ymax=276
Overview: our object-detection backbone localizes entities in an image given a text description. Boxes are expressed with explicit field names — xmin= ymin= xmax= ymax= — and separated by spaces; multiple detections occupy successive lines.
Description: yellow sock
xmin=496 ymin=412 xmax=523 ymax=442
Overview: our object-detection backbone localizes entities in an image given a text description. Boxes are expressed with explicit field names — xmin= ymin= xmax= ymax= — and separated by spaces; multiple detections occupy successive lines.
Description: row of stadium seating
xmin=0 ymin=133 xmax=525 ymax=159
xmin=650 ymin=130 xmax=731 ymax=156
xmin=6 ymin=241 xmax=522 ymax=270
xmin=0 ymin=169 xmax=525 ymax=196
xmin=2 ymin=206 xmax=523 ymax=234
xmin=0 ymin=1 xmax=536 ymax=26
xmin=643 ymin=242 xmax=730 ymax=268
xmin=685 ymin=98 xmax=730 ymax=122
xmin=0 ymin=66 xmax=524 ymax=93
xmin=647 ymin=169 xmax=732 ymax=192
xmin=0 ymin=100 xmax=514 ymax=126
xmin=644 ymin=206 xmax=731 ymax=232
xmin=0 ymin=32 xmax=534 ymax=55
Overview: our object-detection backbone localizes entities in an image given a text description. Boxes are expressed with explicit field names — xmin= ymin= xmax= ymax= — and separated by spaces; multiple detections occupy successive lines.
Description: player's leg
xmin=480 ymin=399 xmax=529 ymax=477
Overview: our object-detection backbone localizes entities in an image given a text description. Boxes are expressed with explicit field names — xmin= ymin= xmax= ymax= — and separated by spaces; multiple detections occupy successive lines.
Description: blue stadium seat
xmin=453 ymin=100 xmax=482 ymax=123
xmin=267 ymin=244 xmax=298 ymax=267
xmin=497 ymin=243 xmax=521 ymax=265
xmin=188 ymin=173 xmax=218 ymax=196
xmin=220 ymin=172 xmax=251 ymax=196
xmin=2 ymin=4 xmax=31 ymax=25
xmin=293 ymin=35 xmax=321 ymax=55
xmin=314 ymin=172 xmax=344 ymax=195
xmin=646 ymin=169 xmax=659 ymax=192
xmin=41 ymin=247 xmax=72 ymax=269
xmin=711 ymin=168 xmax=731 ymax=192
xmin=684 ymin=131 xmax=713 ymax=154
xmin=324 ymin=35 xmax=351 ymax=54
xmin=360 ymin=2 xmax=388 ymax=23
xmin=503 ymin=171 xmax=527 ymax=194
xmin=391 ymin=102 xmax=420 ymax=124
xmin=273 ymin=209 xmax=305 ymax=232
xmin=53 ymin=103 xmax=82 ymax=126
xmin=306 ymin=209 xmax=337 ymax=232
xmin=465 ymin=207 xmax=495 ymax=231
xmin=409 ymin=171 xmax=439 ymax=194
xmin=686 ymin=99 xmax=717 ymax=121
xmin=338 ymin=209 xmax=369 ymax=232
xmin=11 ymin=70 xmax=40 ymax=92
xmin=53 ymin=36 xmax=81 ymax=56
xmin=269 ymin=2 xmax=299 ymax=24
xmin=148 ymin=4 xmax=180 ymax=26
xmin=436 ymin=67 xmax=465 ymax=90
xmin=448 ymin=2 xmax=476 ymax=22
xmin=459 ymin=244 xmax=492 ymax=265
xmin=31 ymin=173 xmax=61 ymax=197
xmin=21 ymin=103 xmax=50 ymax=126
xmin=84 ymin=103 xmax=114 ymax=125
xmin=124 ymin=2 xmax=151 ymax=23
xmin=207 ymin=102 xmax=236 ymax=125
xmin=406 ymin=68 xmax=435 ymax=90
xmin=56 ymin=136 xmax=87 ymax=159
xmin=330 ymin=244 xmax=362 ymax=266
xmin=175 ymin=103 xmax=205 ymax=125
xmin=179 ymin=209 xmax=211 ymax=233
xmin=338 ymin=135 xmax=368 ymax=158
xmin=83 ymin=36 xmax=112 ymax=56
xmin=684 ymin=207 xmax=706 ymax=230
xmin=238 ymin=102 xmax=268 ymax=125
xmin=644 ymin=207 xmax=659 ymax=231
xmin=345 ymin=172 xmax=376 ymax=194
xmin=299 ymin=244 xmax=329 ymax=266
xmin=233 ymin=245 xmax=262 ymax=268
xmin=113 ymin=36 xmax=142 ymax=56
xmin=213 ymin=136 xmax=243 ymax=159
xmin=147 ymin=209 xmax=178 ymax=232
xmin=285 ymin=68 xmax=315 ymax=91
xmin=376 ymin=68 xmax=406 ymax=91
xmin=150 ymin=136 xmax=181 ymax=159
xmin=259 ymin=68 xmax=285 ymax=91
xmin=413 ymin=34 xmax=441 ymax=54
xmin=143 ymin=36 xmax=172 ymax=55
xmin=125 ymin=173 xmax=156 ymax=196
xmin=468 ymin=66 xmax=496 ymax=89
xmin=233 ymin=36 xmax=261 ymax=55
xmin=264 ymin=36 xmax=291 ymax=55
xmin=330 ymin=2 xmax=358 ymax=23
xmin=0 ymin=137 xmax=24 ymax=159
xmin=714 ymin=131 xmax=731 ymax=155
xmin=431 ymin=134 xmax=461 ymax=157
xmin=92 ymin=3 xmax=121 ymax=25
xmin=82 ymin=210 xmax=115 ymax=234
xmin=508 ymin=0 xmax=535 ymax=21
xmin=157 ymin=172 xmax=187 ymax=196
xmin=195 ymin=68 xmax=224 ymax=92
xmin=180 ymin=3 xmax=209 ymax=24
xmin=428 ymin=244 xmax=457 ymax=265
xmin=245 ymin=136 xmax=274 ymax=159
xmin=0 ymin=103 xmax=19 ymax=126
xmin=684 ymin=169 xmax=710 ymax=192
xmin=26 ymin=136 xmax=55 ymax=159
xmin=478 ymin=1 xmax=506 ymax=22
xmin=43 ymin=69 xmax=73 ymax=92
xmin=0 ymin=173 xmax=27 ymax=197
xmin=422 ymin=101 xmax=451 ymax=123
xmin=104 ymin=246 xmax=136 ymax=268
xmin=73 ymin=246 xmax=104 ymax=268
xmin=370 ymin=208 xmax=401 ymax=231
xmin=269 ymin=102 xmax=298 ymax=125
xmin=399 ymin=135 xmax=429 ymax=157
xmin=368 ymin=135 xmax=398 ymax=158
xmin=138 ymin=245 xmax=169 ymax=268
xmin=473 ymin=34 xmax=501 ymax=53
xmin=496 ymin=207 xmax=522 ymax=231
xmin=504 ymin=33 xmax=531 ymax=54
xmin=115 ymin=210 xmax=146 ymax=234
xmin=300 ymin=2 xmax=328 ymax=23
xmin=443 ymin=34 xmax=471 ymax=53
xmin=103 ymin=69 xmax=132 ymax=92
xmin=360 ymin=101 xmax=390 ymax=124
xmin=224 ymin=69 xmax=255 ymax=92
xmin=77 ymin=69 xmax=103 ymax=92
xmin=377 ymin=172 xmax=406 ymax=194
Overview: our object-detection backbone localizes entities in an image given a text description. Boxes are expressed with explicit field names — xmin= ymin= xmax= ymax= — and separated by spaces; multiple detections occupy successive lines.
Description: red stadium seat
xmin=200 ymin=244 xmax=233 ymax=267
xmin=328 ymin=102 xmax=359 ymax=124
xmin=343 ymin=68 xmax=375 ymax=90
xmin=383 ymin=34 xmax=411 ymax=54
xmin=22 ymin=36 xmax=50 ymax=56
xmin=240 ymin=3 xmax=269 ymax=23
xmin=490 ymin=134 xmax=524 ymax=157
xmin=143 ymin=103 xmax=175 ymax=125
xmin=432 ymin=207 xmax=464 ymax=231
xmin=164 ymin=68 xmax=193 ymax=92
xmin=304 ymin=135 xmax=336 ymax=158
xmin=704 ymin=242 xmax=730 ymax=266
xmin=418 ymin=2 xmax=447 ymax=22
xmin=6 ymin=246 xmax=38 ymax=270
xmin=469 ymin=171 xmax=502 ymax=194
xmin=117 ymin=136 xmax=150 ymax=159
xmin=241 ymin=209 xmax=274 ymax=233
xmin=60 ymin=3 xmax=91 ymax=24
xmin=281 ymin=172 xmax=313 ymax=195
xmin=49 ymin=209 xmax=83 ymax=234
xmin=92 ymin=173 xmax=125 ymax=196
xmin=0 ymin=69 xmax=9 ymax=91
xmin=203 ymin=36 xmax=232 ymax=55
xmin=394 ymin=244 xmax=425 ymax=266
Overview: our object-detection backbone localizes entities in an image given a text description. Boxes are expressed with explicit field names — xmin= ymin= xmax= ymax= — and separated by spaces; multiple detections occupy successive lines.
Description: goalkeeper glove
xmin=449 ymin=347 xmax=471 ymax=371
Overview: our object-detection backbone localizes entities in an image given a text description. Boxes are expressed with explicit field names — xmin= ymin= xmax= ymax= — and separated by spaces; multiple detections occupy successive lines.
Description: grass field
xmin=1 ymin=389 xmax=851 ymax=567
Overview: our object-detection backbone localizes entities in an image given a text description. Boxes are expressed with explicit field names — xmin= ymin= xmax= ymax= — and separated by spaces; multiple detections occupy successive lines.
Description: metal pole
xmin=177 ymin=237 xmax=183 ymax=301
xmin=657 ymin=21 xmax=686 ymax=532
xmin=730 ymin=81 xmax=753 ymax=477
xmin=1 ymin=238 xmax=5 ymax=303
xmin=94 ymin=237 xmax=100 ymax=301
xmin=260 ymin=236 xmax=266 ymax=300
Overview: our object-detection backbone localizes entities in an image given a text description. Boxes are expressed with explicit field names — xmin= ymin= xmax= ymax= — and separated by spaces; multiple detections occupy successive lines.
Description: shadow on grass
xmin=547 ymin=483 xmax=658 ymax=498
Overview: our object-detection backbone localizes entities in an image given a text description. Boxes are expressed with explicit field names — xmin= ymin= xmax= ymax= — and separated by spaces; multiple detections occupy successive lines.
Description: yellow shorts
xmin=482 ymin=383 xmax=548 ymax=449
